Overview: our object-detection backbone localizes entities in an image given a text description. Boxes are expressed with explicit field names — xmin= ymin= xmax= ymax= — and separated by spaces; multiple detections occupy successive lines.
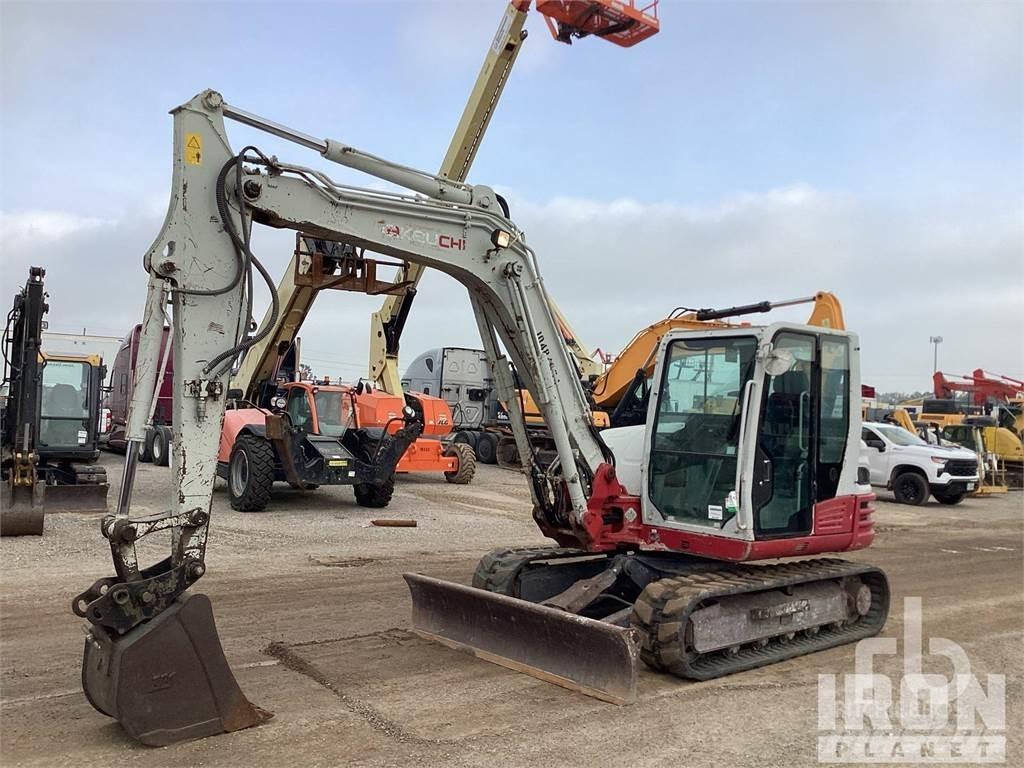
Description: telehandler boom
xmin=75 ymin=90 xmax=887 ymax=746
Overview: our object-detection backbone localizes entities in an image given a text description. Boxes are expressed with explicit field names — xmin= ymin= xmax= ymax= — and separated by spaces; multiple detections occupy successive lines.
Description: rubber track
xmin=471 ymin=546 xmax=591 ymax=594
xmin=631 ymin=558 xmax=889 ymax=681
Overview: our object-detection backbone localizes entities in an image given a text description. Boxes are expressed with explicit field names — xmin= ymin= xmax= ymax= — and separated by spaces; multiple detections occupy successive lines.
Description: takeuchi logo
xmin=380 ymin=223 xmax=465 ymax=250
xmin=817 ymin=597 xmax=1005 ymax=764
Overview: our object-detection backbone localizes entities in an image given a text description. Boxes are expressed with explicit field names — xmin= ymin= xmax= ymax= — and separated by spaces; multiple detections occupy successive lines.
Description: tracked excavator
xmin=74 ymin=91 xmax=888 ymax=745
xmin=2 ymin=267 xmax=109 ymax=535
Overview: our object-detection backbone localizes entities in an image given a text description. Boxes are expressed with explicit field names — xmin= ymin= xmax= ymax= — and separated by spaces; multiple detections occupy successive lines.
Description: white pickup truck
xmin=861 ymin=421 xmax=979 ymax=506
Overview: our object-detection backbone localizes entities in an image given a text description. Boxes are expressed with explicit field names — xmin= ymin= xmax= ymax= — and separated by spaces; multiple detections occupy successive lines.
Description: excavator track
xmin=471 ymin=546 xmax=592 ymax=594
xmin=631 ymin=558 xmax=889 ymax=681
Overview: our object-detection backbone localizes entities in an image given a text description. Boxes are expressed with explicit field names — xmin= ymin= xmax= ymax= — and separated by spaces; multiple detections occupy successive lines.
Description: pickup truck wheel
xmin=228 ymin=434 xmax=275 ymax=512
xmin=932 ymin=487 xmax=966 ymax=505
xmin=443 ymin=442 xmax=476 ymax=485
xmin=151 ymin=426 xmax=171 ymax=467
xmin=354 ymin=477 xmax=394 ymax=508
xmin=892 ymin=471 xmax=929 ymax=506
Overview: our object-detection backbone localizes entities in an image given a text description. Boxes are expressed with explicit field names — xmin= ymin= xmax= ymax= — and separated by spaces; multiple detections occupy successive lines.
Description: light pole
xmin=929 ymin=336 xmax=943 ymax=373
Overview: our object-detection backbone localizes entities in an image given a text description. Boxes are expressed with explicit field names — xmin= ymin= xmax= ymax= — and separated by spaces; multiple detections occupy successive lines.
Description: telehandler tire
xmin=443 ymin=442 xmax=476 ymax=485
xmin=228 ymin=434 xmax=275 ymax=512
xmin=354 ymin=477 xmax=395 ymax=508
xmin=892 ymin=471 xmax=929 ymax=506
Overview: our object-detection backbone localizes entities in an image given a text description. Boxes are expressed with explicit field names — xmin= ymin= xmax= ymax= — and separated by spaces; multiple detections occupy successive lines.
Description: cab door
xmin=861 ymin=425 xmax=890 ymax=485
xmin=640 ymin=330 xmax=760 ymax=538
xmin=750 ymin=332 xmax=817 ymax=537
xmin=284 ymin=387 xmax=314 ymax=433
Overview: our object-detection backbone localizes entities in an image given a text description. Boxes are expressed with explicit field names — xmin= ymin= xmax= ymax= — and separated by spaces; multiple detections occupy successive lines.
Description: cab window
xmin=648 ymin=336 xmax=757 ymax=527
xmin=286 ymin=389 xmax=312 ymax=430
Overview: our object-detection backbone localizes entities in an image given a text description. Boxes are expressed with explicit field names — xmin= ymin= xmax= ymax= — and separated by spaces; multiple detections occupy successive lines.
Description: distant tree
xmin=877 ymin=390 xmax=931 ymax=404
xmin=298 ymin=363 xmax=313 ymax=381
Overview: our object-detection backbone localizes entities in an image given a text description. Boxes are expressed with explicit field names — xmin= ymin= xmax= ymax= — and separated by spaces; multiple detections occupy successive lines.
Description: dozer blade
xmin=404 ymin=573 xmax=639 ymax=705
xmin=82 ymin=592 xmax=271 ymax=746
xmin=1 ymin=483 xmax=45 ymax=536
xmin=41 ymin=483 xmax=109 ymax=514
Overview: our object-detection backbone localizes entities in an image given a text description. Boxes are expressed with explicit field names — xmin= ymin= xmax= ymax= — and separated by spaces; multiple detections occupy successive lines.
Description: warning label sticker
xmin=185 ymin=133 xmax=202 ymax=165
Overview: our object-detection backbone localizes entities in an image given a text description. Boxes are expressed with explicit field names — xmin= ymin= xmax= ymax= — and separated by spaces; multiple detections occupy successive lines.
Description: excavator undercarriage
xmin=408 ymin=549 xmax=888 ymax=703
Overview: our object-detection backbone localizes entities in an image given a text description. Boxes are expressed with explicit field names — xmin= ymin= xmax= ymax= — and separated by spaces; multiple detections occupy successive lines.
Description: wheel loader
xmin=2 ymin=267 xmax=109 ymax=535
xmin=73 ymin=91 xmax=888 ymax=746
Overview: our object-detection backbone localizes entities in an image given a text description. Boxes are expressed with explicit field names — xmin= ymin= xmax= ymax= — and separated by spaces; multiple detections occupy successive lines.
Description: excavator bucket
xmin=1 ymin=483 xmax=45 ymax=536
xmin=404 ymin=573 xmax=639 ymax=705
xmin=40 ymin=483 xmax=109 ymax=514
xmin=81 ymin=592 xmax=271 ymax=746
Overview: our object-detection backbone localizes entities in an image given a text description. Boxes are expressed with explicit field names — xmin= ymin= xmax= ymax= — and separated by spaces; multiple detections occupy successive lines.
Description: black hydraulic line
xmin=202 ymin=149 xmax=281 ymax=376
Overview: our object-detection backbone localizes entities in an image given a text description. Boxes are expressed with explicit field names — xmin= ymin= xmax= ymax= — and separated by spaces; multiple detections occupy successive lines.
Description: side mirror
xmin=227 ymin=388 xmax=243 ymax=400
xmin=866 ymin=439 xmax=885 ymax=452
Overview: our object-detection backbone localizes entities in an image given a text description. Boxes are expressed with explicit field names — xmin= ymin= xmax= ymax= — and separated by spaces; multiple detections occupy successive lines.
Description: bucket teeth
xmin=404 ymin=573 xmax=639 ymax=705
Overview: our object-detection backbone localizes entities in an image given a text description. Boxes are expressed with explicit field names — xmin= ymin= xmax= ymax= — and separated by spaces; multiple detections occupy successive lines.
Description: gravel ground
xmin=1 ymin=452 xmax=1021 ymax=767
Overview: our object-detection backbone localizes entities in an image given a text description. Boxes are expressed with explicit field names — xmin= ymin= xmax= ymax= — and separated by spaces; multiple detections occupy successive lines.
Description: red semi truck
xmin=102 ymin=324 xmax=174 ymax=465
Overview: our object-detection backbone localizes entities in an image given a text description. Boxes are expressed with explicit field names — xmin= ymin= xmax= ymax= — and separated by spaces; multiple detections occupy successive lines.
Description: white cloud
xmin=0 ymin=210 xmax=112 ymax=244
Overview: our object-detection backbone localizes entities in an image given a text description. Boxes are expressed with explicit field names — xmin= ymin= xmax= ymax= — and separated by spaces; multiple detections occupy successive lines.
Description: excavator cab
xmin=409 ymin=323 xmax=883 ymax=703
xmin=642 ymin=324 xmax=859 ymax=540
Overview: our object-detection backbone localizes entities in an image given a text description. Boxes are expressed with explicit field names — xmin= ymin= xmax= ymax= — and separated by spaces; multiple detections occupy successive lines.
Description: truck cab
xmin=861 ymin=421 xmax=979 ymax=505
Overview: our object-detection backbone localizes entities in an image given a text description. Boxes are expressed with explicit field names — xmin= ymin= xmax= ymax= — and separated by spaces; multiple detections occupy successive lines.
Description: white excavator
xmin=74 ymin=90 xmax=888 ymax=746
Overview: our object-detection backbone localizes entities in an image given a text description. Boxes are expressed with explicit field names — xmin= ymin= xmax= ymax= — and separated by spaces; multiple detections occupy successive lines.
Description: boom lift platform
xmin=75 ymin=91 xmax=887 ymax=746
xmin=536 ymin=0 xmax=660 ymax=47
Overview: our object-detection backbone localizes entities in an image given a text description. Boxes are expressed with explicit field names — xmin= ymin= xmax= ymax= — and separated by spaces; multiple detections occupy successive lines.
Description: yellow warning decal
xmin=185 ymin=133 xmax=202 ymax=165
xmin=328 ymin=459 xmax=349 ymax=467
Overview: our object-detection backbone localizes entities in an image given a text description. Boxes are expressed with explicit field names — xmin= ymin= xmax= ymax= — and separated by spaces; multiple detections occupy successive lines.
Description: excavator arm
xmin=75 ymin=92 xmax=610 ymax=745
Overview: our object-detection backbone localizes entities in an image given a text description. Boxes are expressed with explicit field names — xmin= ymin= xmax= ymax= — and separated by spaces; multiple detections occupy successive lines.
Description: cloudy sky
xmin=2 ymin=0 xmax=1021 ymax=393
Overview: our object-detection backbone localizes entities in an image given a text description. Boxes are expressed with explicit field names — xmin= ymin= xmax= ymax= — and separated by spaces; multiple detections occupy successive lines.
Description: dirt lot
xmin=2 ymin=452 xmax=1021 ymax=767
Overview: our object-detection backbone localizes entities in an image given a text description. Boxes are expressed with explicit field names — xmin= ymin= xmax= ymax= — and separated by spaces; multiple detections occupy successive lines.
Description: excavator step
xmin=404 ymin=573 xmax=639 ymax=705
xmin=81 ymin=592 xmax=271 ymax=746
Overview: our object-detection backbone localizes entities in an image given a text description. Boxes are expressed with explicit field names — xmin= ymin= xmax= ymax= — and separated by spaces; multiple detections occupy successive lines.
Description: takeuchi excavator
xmin=74 ymin=91 xmax=888 ymax=746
